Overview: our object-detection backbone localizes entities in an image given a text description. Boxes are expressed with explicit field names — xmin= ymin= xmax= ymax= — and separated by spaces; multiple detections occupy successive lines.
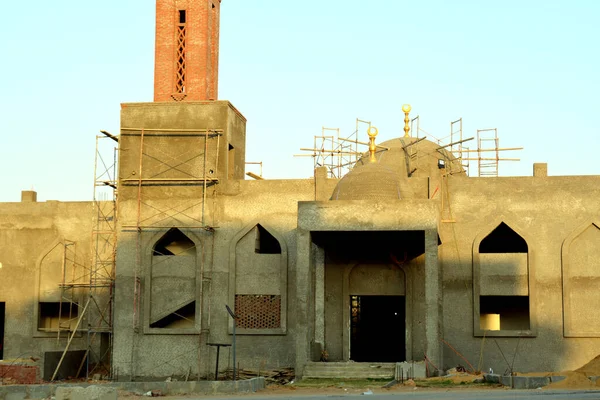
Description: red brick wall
xmin=0 ymin=364 xmax=40 ymax=384
xmin=154 ymin=0 xmax=221 ymax=102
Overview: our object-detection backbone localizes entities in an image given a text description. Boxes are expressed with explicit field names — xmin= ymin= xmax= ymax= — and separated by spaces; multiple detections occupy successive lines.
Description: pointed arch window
xmin=474 ymin=221 xmax=534 ymax=337
xmin=148 ymin=228 xmax=197 ymax=332
xmin=229 ymin=223 xmax=288 ymax=335
xmin=153 ymin=228 xmax=195 ymax=256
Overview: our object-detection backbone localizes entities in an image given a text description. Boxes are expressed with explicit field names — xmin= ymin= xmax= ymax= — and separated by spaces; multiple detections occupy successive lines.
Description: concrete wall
xmin=440 ymin=173 xmax=600 ymax=374
xmin=4 ymin=119 xmax=600 ymax=381
xmin=0 ymin=198 xmax=96 ymax=379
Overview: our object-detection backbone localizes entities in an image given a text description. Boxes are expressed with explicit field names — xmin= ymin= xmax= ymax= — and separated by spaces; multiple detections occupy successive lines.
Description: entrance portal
xmin=0 ymin=302 xmax=5 ymax=360
xmin=350 ymin=295 xmax=405 ymax=362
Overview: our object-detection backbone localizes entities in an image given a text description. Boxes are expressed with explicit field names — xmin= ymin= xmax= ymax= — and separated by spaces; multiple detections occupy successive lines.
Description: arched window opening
xmin=476 ymin=221 xmax=531 ymax=335
xmin=153 ymin=228 xmax=195 ymax=256
xmin=479 ymin=222 xmax=527 ymax=253
xmin=255 ymin=225 xmax=281 ymax=254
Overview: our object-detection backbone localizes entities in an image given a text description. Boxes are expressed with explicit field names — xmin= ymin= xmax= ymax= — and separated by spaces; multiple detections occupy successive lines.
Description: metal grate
xmin=235 ymin=295 xmax=281 ymax=329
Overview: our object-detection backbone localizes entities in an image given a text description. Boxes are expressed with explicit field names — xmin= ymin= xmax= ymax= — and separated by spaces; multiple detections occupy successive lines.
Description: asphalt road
xmin=159 ymin=390 xmax=600 ymax=400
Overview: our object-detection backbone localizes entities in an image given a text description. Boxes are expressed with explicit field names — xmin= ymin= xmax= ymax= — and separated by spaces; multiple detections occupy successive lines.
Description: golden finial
xmin=402 ymin=104 xmax=412 ymax=137
xmin=367 ymin=126 xmax=378 ymax=163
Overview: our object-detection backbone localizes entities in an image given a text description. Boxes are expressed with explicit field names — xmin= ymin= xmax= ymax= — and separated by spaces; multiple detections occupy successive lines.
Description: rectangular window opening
xmin=480 ymin=296 xmax=529 ymax=331
xmin=179 ymin=10 xmax=186 ymax=24
xmin=38 ymin=302 xmax=79 ymax=332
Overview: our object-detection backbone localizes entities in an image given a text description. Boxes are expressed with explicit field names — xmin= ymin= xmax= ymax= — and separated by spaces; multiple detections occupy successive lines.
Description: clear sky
xmin=1 ymin=1 xmax=599 ymax=202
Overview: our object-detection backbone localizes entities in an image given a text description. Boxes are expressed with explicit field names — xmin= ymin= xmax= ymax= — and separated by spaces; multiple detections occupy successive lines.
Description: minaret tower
xmin=154 ymin=0 xmax=221 ymax=101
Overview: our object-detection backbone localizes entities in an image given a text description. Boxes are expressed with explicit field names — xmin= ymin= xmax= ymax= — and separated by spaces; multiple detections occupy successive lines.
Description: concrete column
xmin=295 ymin=229 xmax=313 ymax=378
xmin=424 ymin=228 xmax=442 ymax=371
xmin=314 ymin=244 xmax=325 ymax=348
xmin=314 ymin=167 xmax=329 ymax=201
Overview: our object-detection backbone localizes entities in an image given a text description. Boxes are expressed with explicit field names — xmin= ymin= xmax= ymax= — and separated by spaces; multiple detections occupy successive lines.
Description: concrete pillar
xmin=533 ymin=163 xmax=548 ymax=177
xmin=314 ymin=167 xmax=329 ymax=201
xmin=295 ymin=229 xmax=313 ymax=378
xmin=21 ymin=190 xmax=37 ymax=202
xmin=424 ymin=228 xmax=442 ymax=371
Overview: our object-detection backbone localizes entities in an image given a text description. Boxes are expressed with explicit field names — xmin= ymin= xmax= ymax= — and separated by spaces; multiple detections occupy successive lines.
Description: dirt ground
xmin=118 ymin=375 xmax=502 ymax=398
xmin=544 ymin=354 xmax=600 ymax=389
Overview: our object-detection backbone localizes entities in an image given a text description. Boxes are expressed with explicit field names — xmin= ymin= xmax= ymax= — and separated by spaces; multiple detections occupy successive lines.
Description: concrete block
xmin=550 ymin=375 xmax=566 ymax=383
xmin=483 ymin=373 xmax=500 ymax=383
xmin=510 ymin=376 xmax=528 ymax=389
xmin=27 ymin=385 xmax=53 ymax=400
xmin=500 ymin=375 xmax=512 ymax=387
xmin=3 ymin=387 xmax=26 ymax=400
xmin=55 ymin=385 xmax=117 ymax=400
xmin=0 ymin=386 xmax=26 ymax=400
xmin=527 ymin=376 xmax=550 ymax=389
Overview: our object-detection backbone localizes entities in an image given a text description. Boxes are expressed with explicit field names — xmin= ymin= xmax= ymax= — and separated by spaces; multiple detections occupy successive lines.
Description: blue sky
xmin=0 ymin=1 xmax=599 ymax=202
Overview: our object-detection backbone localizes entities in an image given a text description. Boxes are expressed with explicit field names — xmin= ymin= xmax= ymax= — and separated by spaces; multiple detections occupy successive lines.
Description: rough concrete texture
xmin=0 ymin=200 xmax=98 ymax=381
xmin=55 ymin=385 xmax=117 ymax=400
xmin=484 ymin=373 xmax=567 ymax=389
xmin=0 ymin=377 xmax=265 ymax=399
xmin=4 ymin=82 xmax=600 ymax=384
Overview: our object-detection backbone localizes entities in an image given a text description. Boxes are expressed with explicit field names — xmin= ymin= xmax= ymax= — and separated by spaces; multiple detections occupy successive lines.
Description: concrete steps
xmin=303 ymin=362 xmax=396 ymax=379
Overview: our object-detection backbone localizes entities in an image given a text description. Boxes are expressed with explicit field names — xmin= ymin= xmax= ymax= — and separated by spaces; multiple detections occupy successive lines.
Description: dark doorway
xmin=350 ymin=295 xmax=405 ymax=362
xmin=0 ymin=302 xmax=5 ymax=359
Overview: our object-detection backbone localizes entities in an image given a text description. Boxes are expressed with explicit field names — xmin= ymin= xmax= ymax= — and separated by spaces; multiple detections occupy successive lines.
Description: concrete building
xmin=1 ymin=0 xmax=600 ymax=383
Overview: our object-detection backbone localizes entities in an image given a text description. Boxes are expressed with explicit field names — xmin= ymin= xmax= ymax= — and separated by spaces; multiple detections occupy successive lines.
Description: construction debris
xmin=224 ymin=368 xmax=294 ymax=385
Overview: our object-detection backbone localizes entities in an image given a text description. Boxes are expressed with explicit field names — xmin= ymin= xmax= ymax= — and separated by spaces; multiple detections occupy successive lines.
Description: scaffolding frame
xmin=119 ymin=127 xmax=222 ymax=380
xmin=52 ymin=133 xmax=118 ymax=381
xmin=295 ymin=118 xmax=376 ymax=178
xmin=298 ymin=113 xmax=522 ymax=179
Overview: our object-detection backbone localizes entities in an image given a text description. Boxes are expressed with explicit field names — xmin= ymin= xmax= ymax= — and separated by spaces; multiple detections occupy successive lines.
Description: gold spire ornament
xmin=367 ymin=126 xmax=378 ymax=163
xmin=402 ymin=104 xmax=412 ymax=137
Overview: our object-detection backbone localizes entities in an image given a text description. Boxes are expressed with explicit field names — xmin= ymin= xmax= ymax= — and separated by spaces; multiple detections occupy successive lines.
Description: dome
xmin=371 ymin=136 xmax=464 ymax=178
xmin=330 ymin=163 xmax=406 ymax=200
xmin=329 ymin=135 xmax=465 ymax=201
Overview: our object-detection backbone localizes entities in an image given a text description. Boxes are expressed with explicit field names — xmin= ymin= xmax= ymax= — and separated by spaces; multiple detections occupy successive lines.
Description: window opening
xmin=174 ymin=10 xmax=187 ymax=95
xmin=255 ymin=225 xmax=281 ymax=254
xmin=153 ymin=228 xmax=195 ymax=256
xmin=480 ymin=296 xmax=530 ymax=330
xmin=479 ymin=222 xmax=527 ymax=253
xmin=235 ymin=295 xmax=281 ymax=329
xmin=39 ymin=302 xmax=79 ymax=332
xmin=150 ymin=301 xmax=195 ymax=328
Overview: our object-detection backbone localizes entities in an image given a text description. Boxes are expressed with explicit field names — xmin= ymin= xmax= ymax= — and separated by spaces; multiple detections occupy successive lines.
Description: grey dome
xmin=330 ymin=163 xmax=404 ymax=200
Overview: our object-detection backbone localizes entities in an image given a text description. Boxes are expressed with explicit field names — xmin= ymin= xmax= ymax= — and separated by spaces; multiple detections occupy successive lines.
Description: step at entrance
xmin=303 ymin=362 xmax=396 ymax=379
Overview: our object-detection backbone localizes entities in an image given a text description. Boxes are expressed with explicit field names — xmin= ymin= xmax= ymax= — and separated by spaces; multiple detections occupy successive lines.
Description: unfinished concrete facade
xmin=1 ymin=0 xmax=600 ymax=384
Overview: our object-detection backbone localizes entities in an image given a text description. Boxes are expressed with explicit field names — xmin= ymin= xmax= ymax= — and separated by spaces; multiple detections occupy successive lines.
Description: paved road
xmin=159 ymin=390 xmax=600 ymax=400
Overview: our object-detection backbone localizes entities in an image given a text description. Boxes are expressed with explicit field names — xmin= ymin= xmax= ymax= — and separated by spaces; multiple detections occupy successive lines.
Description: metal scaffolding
xmin=298 ymin=113 xmax=522 ymax=178
xmin=120 ymin=126 xmax=222 ymax=380
xmin=295 ymin=118 xmax=376 ymax=178
xmin=53 ymin=132 xmax=118 ymax=381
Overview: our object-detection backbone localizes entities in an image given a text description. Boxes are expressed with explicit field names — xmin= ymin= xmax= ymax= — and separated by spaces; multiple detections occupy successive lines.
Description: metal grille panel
xmin=235 ymin=295 xmax=281 ymax=329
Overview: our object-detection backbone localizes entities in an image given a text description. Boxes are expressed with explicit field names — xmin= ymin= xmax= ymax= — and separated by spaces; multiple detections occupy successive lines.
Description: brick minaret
xmin=154 ymin=0 xmax=221 ymax=102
